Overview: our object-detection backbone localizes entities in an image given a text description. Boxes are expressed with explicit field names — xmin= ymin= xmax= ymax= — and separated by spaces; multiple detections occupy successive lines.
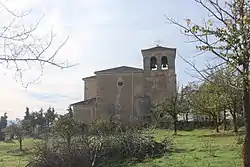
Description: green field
xmin=0 ymin=139 xmax=36 ymax=167
xmin=0 ymin=129 xmax=243 ymax=167
xmin=131 ymin=129 xmax=243 ymax=167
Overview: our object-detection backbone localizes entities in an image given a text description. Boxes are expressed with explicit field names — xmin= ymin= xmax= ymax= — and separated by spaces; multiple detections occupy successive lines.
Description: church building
xmin=71 ymin=45 xmax=177 ymax=124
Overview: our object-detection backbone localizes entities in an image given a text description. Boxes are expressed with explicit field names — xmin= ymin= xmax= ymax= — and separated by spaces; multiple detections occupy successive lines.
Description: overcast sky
xmin=0 ymin=0 xmax=216 ymax=119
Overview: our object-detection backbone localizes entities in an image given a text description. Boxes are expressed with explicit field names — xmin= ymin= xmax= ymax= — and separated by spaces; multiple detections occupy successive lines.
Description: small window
xmin=117 ymin=81 xmax=124 ymax=86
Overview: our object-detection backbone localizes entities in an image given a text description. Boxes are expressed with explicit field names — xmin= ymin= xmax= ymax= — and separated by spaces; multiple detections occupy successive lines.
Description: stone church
xmin=71 ymin=45 xmax=177 ymax=124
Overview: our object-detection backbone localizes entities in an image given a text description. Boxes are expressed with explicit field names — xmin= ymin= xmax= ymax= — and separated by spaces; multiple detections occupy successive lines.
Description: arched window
xmin=150 ymin=57 xmax=157 ymax=70
xmin=161 ymin=56 xmax=168 ymax=70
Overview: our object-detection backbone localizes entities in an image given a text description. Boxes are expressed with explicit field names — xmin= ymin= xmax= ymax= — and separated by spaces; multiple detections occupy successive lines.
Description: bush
xmin=28 ymin=132 xmax=172 ymax=167
xmin=88 ymin=118 xmax=144 ymax=135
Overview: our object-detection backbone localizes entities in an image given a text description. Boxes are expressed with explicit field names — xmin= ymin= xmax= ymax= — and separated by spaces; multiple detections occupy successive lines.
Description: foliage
xmin=88 ymin=118 xmax=143 ymax=136
xmin=0 ymin=129 xmax=242 ymax=167
xmin=166 ymin=0 xmax=250 ymax=165
xmin=191 ymin=82 xmax=225 ymax=117
xmin=4 ymin=119 xmax=27 ymax=151
xmin=24 ymin=107 xmax=31 ymax=121
xmin=211 ymin=67 xmax=243 ymax=133
xmin=52 ymin=117 xmax=81 ymax=148
xmin=22 ymin=106 xmax=58 ymax=137
xmin=0 ymin=112 xmax=8 ymax=141
xmin=179 ymin=82 xmax=199 ymax=122
xmin=28 ymin=131 xmax=172 ymax=167
xmin=44 ymin=107 xmax=57 ymax=127
xmin=152 ymin=87 xmax=186 ymax=134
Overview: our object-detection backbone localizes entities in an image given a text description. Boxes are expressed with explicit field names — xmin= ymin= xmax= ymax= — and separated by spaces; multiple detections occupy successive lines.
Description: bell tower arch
xmin=141 ymin=45 xmax=177 ymax=102
xmin=141 ymin=45 xmax=176 ymax=72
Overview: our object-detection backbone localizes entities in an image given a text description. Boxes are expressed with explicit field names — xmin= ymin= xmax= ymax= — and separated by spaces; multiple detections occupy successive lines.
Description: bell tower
xmin=141 ymin=45 xmax=176 ymax=72
xmin=141 ymin=45 xmax=177 ymax=102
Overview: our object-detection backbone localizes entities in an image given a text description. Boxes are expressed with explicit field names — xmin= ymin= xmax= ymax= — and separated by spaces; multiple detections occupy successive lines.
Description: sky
xmin=0 ymin=0 xmax=217 ymax=119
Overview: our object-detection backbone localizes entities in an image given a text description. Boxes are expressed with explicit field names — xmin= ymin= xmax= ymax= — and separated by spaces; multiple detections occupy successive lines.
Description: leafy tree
xmin=52 ymin=117 xmax=81 ymax=151
xmin=152 ymin=87 xmax=185 ymax=135
xmin=30 ymin=112 xmax=38 ymax=133
xmin=180 ymin=82 xmax=199 ymax=123
xmin=166 ymin=0 xmax=250 ymax=164
xmin=44 ymin=107 xmax=57 ymax=127
xmin=21 ymin=119 xmax=33 ymax=136
xmin=0 ymin=112 xmax=8 ymax=141
xmin=24 ymin=107 xmax=31 ymax=120
xmin=191 ymin=81 xmax=226 ymax=132
xmin=4 ymin=119 xmax=28 ymax=151
xmin=37 ymin=108 xmax=46 ymax=130
xmin=22 ymin=107 xmax=34 ymax=135
xmin=67 ymin=105 xmax=73 ymax=118
xmin=209 ymin=67 xmax=243 ymax=133
xmin=0 ymin=112 xmax=8 ymax=128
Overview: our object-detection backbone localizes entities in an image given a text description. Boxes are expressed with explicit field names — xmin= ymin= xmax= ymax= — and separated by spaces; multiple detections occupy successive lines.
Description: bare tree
xmin=165 ymin=0 xmax=250 ymax=165
xmin=0 ymin=2 xmax=74 ymax=87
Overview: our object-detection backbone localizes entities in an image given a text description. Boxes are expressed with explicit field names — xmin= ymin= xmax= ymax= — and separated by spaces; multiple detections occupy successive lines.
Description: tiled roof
xmin=94 ymin=66 xmax=143 ymax=74
xmin=70 ymin=97 xmax=96 ymax=106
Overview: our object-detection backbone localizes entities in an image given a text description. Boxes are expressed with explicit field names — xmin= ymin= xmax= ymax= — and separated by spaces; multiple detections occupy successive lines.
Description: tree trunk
xmin=67 ymin=137 xmax=71 ymax=152
xmin=223 ymin=108 xmax=227 ymax=131
xmin=173 ymin=119 xmax=177 ymax=135
xmin=243 ymin=84 xmax=250 ymax=166
xmin=19 ymin=138 xmax=22 ymax=151
xmin=231 ymin=109 xmax=238 ymax=134
xmin=186 ymin=112 xmax=189 ymax=123
xmin=243 ymin=61 xmax=250 ymax=167
xmin=214 ymin=116 xmax=219 ymax=133
xmin=10 ymin=133 xmax=14 ymax=140
xmin=216 ymin=123 xmax=219 ymax=133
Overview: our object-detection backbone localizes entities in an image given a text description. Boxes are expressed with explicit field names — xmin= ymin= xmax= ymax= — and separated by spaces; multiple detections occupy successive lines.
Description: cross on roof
xmin=154 ymin=40 xmax=162 ymax=46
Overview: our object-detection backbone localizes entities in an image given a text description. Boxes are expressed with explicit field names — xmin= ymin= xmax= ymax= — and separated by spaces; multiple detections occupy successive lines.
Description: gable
xmin=71 ymin=98 xmax=96 ymax=106
xmin=141 ymin=45 xmax=176 ymax=52
xmin=94 ymin=66 xmax=143 ymax=74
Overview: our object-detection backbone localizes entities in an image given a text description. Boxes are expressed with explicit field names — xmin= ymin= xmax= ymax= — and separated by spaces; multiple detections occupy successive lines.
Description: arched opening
xmin=150 ymin=57 xmax=157 ymax=70
xmin=161 ymin=56 xmax=168 ymax=70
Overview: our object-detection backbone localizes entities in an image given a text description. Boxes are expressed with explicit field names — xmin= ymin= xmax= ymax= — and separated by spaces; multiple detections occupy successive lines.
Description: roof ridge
xmin=94 ymin=65 xmax=143 ymax=74
xmin=141 ymin=45 xmax=176 ymax=52
xmin=71 ymin=97 xmax=96 ymax=106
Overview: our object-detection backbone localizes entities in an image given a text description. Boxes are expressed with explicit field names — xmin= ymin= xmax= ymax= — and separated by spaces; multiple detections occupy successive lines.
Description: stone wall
xmin=95 ymin=72 xmax=145 ymax=121
xmin=84 ymin=77 xmax=97 ymax=100
xmin=73 ymin=104 xmax=96 ymax=124
xmin=144 ymin=70 xmax=176 ymax=103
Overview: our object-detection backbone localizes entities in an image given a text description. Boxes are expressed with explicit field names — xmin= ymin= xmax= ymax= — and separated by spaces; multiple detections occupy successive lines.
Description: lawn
xmin=0 ymin=129 xmax=243 ymax=167
xmin=0 ymin=139 xmax=37 ymax=167
xmin=131 ymin=129 xmax=243 ymax=167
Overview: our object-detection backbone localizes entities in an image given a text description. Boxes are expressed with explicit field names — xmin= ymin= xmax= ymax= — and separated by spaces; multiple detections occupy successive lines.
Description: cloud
xmin=0 ymin=71 xmax=83 ymax=119
xmin=0 ymin=0 xmax=88 ymax=119
xmin=0 ymin=0 xmax=210 ymax=119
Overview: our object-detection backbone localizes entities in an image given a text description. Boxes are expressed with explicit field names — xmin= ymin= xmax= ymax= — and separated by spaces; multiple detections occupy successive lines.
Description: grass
xmin=0 ymin=139 xmax=37 ymax=167
xmin=0 ymin=129 xmax=243 ymax=167
xmin=130 ymin=129 xmax=243 ymax=167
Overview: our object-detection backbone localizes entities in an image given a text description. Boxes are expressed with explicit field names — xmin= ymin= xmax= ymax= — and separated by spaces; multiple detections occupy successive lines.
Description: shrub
xmin=28 ymin=132 xmax=172 ymax=167
xmin=236 ymin=135 xmax=244 ymax=145
xmin=88 ymin=118 xmax=144 ymax=135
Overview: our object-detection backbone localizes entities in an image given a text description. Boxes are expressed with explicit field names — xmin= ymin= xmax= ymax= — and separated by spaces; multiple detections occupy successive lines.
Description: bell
xmin=161 ymin=56 xmax=168 ymax=67
xmin=150 ymin=63 xmax=156 ymax=68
